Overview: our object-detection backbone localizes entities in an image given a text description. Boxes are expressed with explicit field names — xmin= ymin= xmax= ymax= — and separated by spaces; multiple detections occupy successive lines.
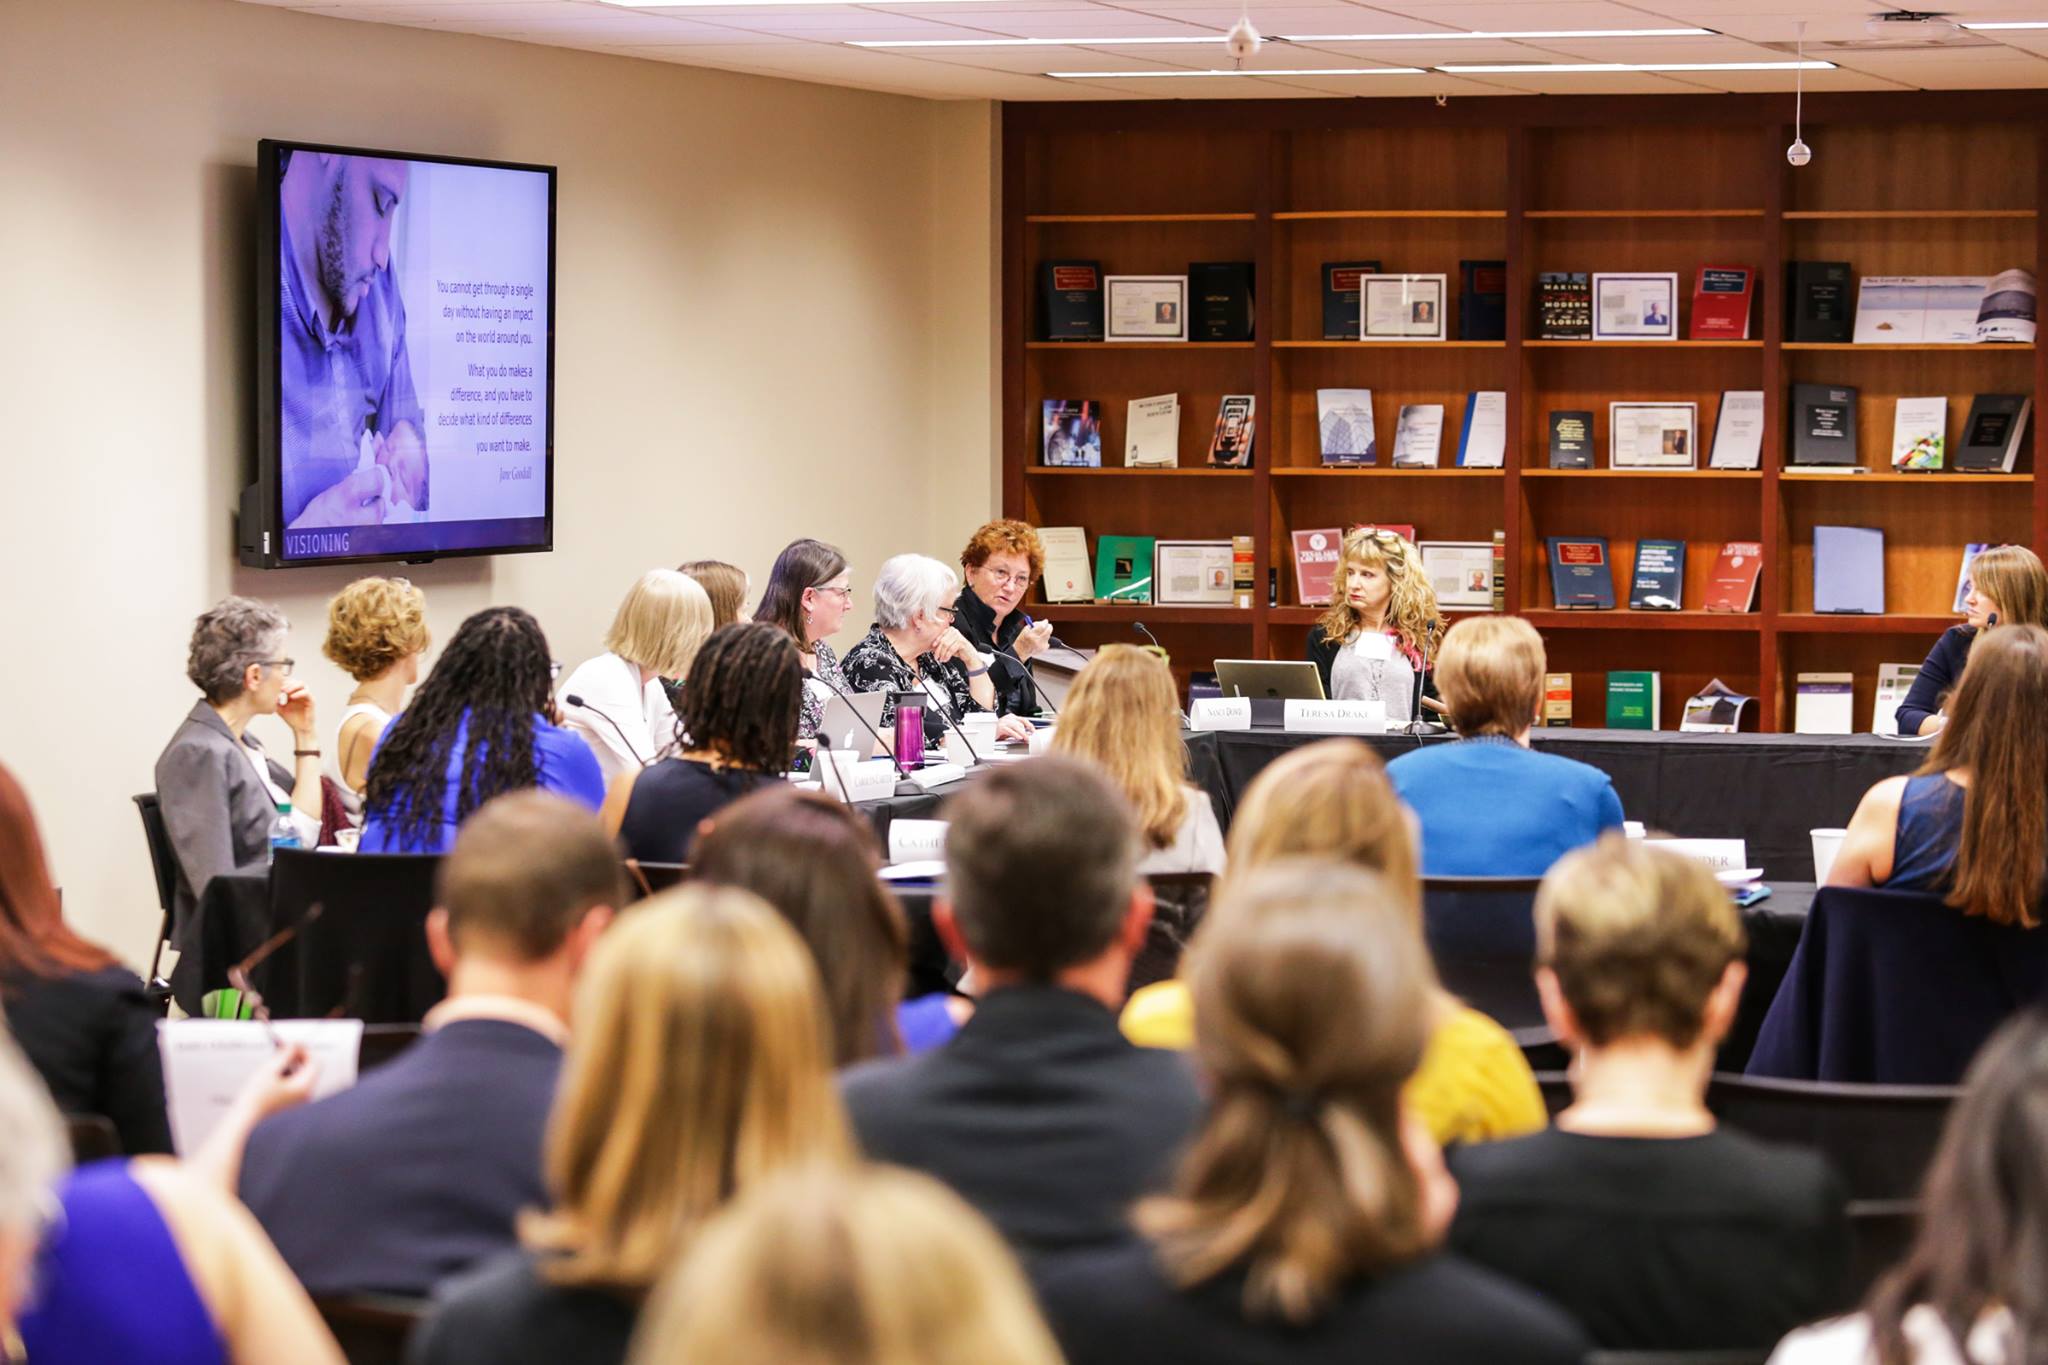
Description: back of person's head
xmin=692 ymin=787 xmax=908 ymax=1065
xmin=631 ymin=1164 xmax=1064 ymax=1365
xmin=1051 ymin=644 xmax=1188 ymax=850
xmin=1535 ymin=834 xmax=1746 ymax=1050
xmin=322 ymin=576 xmax=430 ymax=683
xmin=185 ymin=595 xmax=288 ymax=704
xmin=0 ymin=1027 xmax=67 ymax=1323
xmin=1435 ymin=615 xmax=1544 ymax=738
xmin=676 ymin=560 xmax=747 ymax=629
xmin=0 ymin=763 xmax=113 ymax=979
xmin=1969 ymin=544 xmax=2048 ymax=628
xmin=1924 ymin=622 xmax=2048 ymax=927
xmin=870 ymin=554 xmax=957 ymax=632
xmin=943 ymin=756 xmax=1139 ymax=980
xmin=1219 ymin=739 xmax=1417 ymax=910
xmin=679 ymin=622 xmax=802 ymax=774
xmin=753 ymin=539 xmax=848 ymax=643
xmin=434 ymin=791 xmax=624 ymax=963
xmin=524 ymin=884 xmax=848 ymax=1292
xmin=605 ymin=570 xmax=713 ymax=681
xmin=1865 ymin=1008 xmax=2048 ymax=1365
xmin=1140 ymin=861 xmax=1435 ymax=1323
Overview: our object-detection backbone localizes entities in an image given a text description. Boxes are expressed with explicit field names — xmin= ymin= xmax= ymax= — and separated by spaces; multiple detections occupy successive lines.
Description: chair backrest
xmin=1706 ymin=1072 xmax=1957 ymax=1202
xmin=272 ymin=850 xmax=445 ymax=1024
xmin=131 ymin=793 xmax=178 ymax=915
xmin=1512 ymin=1024 xmax=1570 ymax=1073
xmin=1126 ymin=871 xmax=1215 ymax=997
xmin=64 ymin=1113 xmax=121 ymax=1164
xmin=1845 ymin=1199 xmax=1920 ymax=1303
xmin=1532 ymin=1068 xmax=1573 ymax=1117
xmin=314 ymin=1293 xmax=430 ymax=1365
xmin=621 ymin=859 xmax=689 ymax=902
xmin=1421 ymin=875 xmax=1544 ymax=1030
xmin=358 ymin=1023 xmax=424 ymax=1074
xmin=1587 ymin=1353 xmax=1770 ymax=1365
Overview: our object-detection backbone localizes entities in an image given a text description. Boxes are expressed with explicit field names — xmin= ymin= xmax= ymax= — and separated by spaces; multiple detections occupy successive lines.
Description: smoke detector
xmin=1864 ymin=8 xmax=1957 ymax=37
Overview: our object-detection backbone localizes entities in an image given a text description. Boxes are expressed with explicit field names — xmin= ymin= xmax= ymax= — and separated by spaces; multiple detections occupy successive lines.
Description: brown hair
xmin=677 ymin=560 xmax=747 ymax=629
xmin=1968 ymin=544 xmax=2048 ymax=630
xmin=1217 ymin=739 xmax=1417 ymax=913
xmin=959 ymin=519 xmax=1045 ymax=583
xmin=0 ymin=762 xmax=116 ymax=983
xmin=435 ymin=791 xmax=626 ymax=962
xmin=1052 ymin=644 xmax=1189 ymax=849
xmin=1535 ymin=833 xmax=1746 ymax=1048
xmin=692 ymin=788 xmax=910 ymax=1065
xmin=524 ymin=885 xmax=850 ymax=1292
xmin=1140 ymin=861 xmax=1435 ymax=1323
xmin=1920 ymin=622 xmax=2048 ymax=927
xmin=753 ymin=539 xmax=848 ymax=647
xmin=322 ymin=576 xmax=430 ymax=681
xmin=1314 ymin=528 xmax=1438 ymax=663
xmin=1434 ymin=615 xmax=1544 ymax=738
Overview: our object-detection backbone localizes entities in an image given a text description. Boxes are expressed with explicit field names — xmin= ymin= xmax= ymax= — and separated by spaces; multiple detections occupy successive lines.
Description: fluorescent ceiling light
xmin=853 ymin=34 xmax=1228 ymax=46
xmin=1281 ymin=27 xmax=1713 ymax=40
xmin=1046 ymin=66 xmax=1426 ymax=77
xmin=1439 ymin=59 xmax=1834 ymax=71
xmin=1960 ymin=19 xmax=2048 ymax=27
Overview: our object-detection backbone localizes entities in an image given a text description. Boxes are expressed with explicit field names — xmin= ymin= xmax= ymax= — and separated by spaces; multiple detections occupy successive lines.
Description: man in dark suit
xmin=237 ymin=791 xmax=622 ymax=1297
xmin=841 ymin=756 xmax=1204 ymax=1262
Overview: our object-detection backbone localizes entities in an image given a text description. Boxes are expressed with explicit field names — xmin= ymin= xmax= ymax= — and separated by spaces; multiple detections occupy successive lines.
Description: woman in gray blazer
xmin=153 ymin=597 xmax=324 ymax=949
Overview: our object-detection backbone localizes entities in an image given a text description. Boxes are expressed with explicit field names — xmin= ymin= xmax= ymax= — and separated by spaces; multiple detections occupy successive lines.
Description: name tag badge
xmin=1189 ymin=697 xmax=1252 ymax=731
xmin=1283 ymin=699 xmax=1387 ymax=734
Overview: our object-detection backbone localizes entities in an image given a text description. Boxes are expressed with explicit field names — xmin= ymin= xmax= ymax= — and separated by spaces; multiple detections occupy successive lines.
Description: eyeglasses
xmin=810 ymin=584 xmax=854 ymax=601
xmin=260 ymin=658 xmax=296 ymax=676
xmin=981 ymin=569 xmax=1032 ymax=589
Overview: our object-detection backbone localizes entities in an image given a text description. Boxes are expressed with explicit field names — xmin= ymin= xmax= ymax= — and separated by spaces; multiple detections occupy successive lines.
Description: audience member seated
xmin=411 ymin=885 xmax=850 ymax=1365
xmin=0 ymin=1031 xmax=343 ymax=1363
xmin=668 ymin=559 xmax=748 ymax=715
xmin=320 ymin=575 xmax=429 ymax=817
xmin=840 ymin=756 xmax=1203 ymax=1262
xmin=1387 ymin=615 xmax=1623 ymax=876
xmin=359 ymin=607 xmax=604 ymax=854
xmin=606 ymin=622 xmax=798 ymax=865
xmin=1052 ymin=644 xmax=1225 ymax=877
xmin=1449 ymin=834 xmax=1849 ymax=1350
xmin=752 ymin=537 xmax=854 ymax=746
xmin=1829 ymin=623 xmax=2048 ymax=928
xmin=1305 ymin=527 xmax=1444 ymax=724
xmin=238 ymin=793 xmax=620 ymax=1297
xmin=1123 ymin=739 xmax=1545 ymax=1147
xmin=841 ymin=553 xmax=1033 ymax=745
xmin=155 ymin=596 xmax=323 ymax=940
xmin=1896 ymin=544 xmax=2047 ymax=735
xmin=558 ymin=569 xmax=711 ymax=781
xmin=694 ymin=786 xmax=968 ymax=1058
xmin=954 ymin=518 xmax=1054 ymax=718
xmin=0 ymin=762 xmax=169 ymax=1154
xmin=1038 ymin=862 xmax=1591 ymax=1365
xmin=1768 ymin=1008 xmax=2048 ymax=1365
xmin=634 ymin=1164 xmax=1064 ymax=1365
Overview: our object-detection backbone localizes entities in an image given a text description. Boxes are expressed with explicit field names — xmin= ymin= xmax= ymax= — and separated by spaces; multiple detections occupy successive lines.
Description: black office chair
xmin=1533 ymin=1068 xmax=1573 ymax=1117
xmin=358 ymin=1023 xmax=424 ymax=1074
xmin=271 ymin=850 xmax=445 ymax=1023
xmin=1421 ymin=875 xmax=1544 ymax=1030
xmin=1126 ymin=871 xmax=1214 ymax=997
xmin=1844 ymin=1199 xmax=1919 ymax=1302
xmin=621 ymin=859 xmax=689 ymax=902
xmin=314 ymin=1293 xmax=430 ymax=1365
xmin=130 ymin=793 xmax=178 ymax=1010
xmin=1587 ymin=1353 xmax=1770 ymax=1365
xmin=1512 ymin=1023 xmax=1570 ymax=1072
xmin=1706 ymin=1073 xmax=1956 ymax=1202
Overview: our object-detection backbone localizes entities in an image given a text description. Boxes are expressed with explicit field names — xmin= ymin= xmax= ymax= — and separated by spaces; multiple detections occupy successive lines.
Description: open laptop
xmin=1214 ymin=659 xmax=1327 ymax=701
xmin=816 ymin=690 xmax=892 ymax=758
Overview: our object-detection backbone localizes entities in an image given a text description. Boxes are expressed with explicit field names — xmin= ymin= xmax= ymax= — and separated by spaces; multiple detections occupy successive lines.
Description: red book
xmin=1690 ymin=266 xmax=1754 ymax=340
xmin=1704 ymin=541 xmax=1763 ymax=611
xmin=1292 ymin=528 xmax=1343 ymax=605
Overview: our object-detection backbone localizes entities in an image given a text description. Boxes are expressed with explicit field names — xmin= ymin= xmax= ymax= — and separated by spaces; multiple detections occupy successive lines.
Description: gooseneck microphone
xmin=809 ymin=673 xmax=919 ymax=792
xmin=1399 ymin=623 xmax=1449 ymax=739
xmin=563 ymin=694 xmax=652 ymax=767
xmin=1132 ymin=621 xmax=1164 ymax=651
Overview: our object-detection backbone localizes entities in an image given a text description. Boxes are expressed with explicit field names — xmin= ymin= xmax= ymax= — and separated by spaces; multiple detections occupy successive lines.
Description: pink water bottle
xmin=892 ymin=690 xmax=927 ymax=771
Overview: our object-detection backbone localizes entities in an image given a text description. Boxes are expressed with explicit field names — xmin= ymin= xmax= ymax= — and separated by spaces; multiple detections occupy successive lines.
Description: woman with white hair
xmin=557 ymin=570 xmax=714 ymax=781
xmin=841 ymin=555 xmax=1034 ymax=746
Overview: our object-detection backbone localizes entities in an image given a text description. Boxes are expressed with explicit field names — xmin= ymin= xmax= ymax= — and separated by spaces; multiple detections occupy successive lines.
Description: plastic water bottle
xmin=269 ymin=801 xmax=301 ymax=859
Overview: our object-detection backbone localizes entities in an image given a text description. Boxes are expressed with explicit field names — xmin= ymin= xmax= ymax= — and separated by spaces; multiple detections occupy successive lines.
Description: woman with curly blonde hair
xmin=322 ymin=576 xmax=430 ymax=809
xmin=1305 ymin=528 xmax=1443 ymax=723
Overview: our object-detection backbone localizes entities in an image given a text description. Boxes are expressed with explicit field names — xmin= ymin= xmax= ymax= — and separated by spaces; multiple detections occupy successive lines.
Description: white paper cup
xmin=1810 ymin=828 xmax=1849 ymax=884
xmin=1623 ymin=821 xmax=1646 ymax=840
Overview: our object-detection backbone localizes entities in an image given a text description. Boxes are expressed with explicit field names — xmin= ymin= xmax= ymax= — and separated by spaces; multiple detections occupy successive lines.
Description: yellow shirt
xmin=1120 ymin=980 xmax=1546 ymax=1147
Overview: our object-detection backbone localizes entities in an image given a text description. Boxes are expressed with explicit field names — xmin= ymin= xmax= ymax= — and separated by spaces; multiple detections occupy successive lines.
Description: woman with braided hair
xmin=359 ymin=607 xmax=605 ymax=854
xmin=607 ymin=622 xmax=804 ymax=866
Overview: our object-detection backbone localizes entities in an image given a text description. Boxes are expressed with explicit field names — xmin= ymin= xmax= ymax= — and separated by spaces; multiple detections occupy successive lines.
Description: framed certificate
xmin=1104 ymin=275 xmax=1189 ymax=342
xmin=1609 ymin=401 xmax=1699 ymax=469
xmin=1419 ymin=540 xmax=1496 ymax=609
xmin=1361 ymin=274 xmax=1447 ymax=341
xmin=1155 ymin=539 xmax=1236 ymax=605
xmin=1591 ymin=272 xmax=1680 ymax=341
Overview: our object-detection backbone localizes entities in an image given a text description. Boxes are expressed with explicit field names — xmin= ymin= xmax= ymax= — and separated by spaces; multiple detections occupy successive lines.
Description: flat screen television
xmin=240 ymin=139 xmax=556 ymax=567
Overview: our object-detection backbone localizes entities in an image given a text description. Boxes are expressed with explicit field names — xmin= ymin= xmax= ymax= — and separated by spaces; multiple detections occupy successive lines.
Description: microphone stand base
xmin=1399 ymin=720 xmax=1450 ymax=737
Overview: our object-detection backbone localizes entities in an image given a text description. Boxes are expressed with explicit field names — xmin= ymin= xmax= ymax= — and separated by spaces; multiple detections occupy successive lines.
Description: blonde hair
xmin=1535 ymin=834 xmax=1746 ymax=1048
xmin=323 ymin=576 xmax=430 ymax=681
xmin=1052 ymin=644 xmax=1189 ymax=848
xmin=1315 ymin=529 xmax=1438 ymax=662
xmin=632 ymin=1164 xmax=1064 ymax=1365
xmin=1216 ymin=739 xmax=1417 ymax=915
xmin=1967 ymin=545 xmax=2048 ymax=630
xmin=522 ymin=885 xmax=850 ymax=1291
xmin=1435 ymin=615 xmax=1545 ymax=738
xmin=604 ymin=570 xmax=714 ymax=680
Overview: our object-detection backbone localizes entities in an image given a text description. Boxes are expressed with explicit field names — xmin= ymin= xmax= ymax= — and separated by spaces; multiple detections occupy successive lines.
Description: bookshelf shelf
xmin=1519 ymin=610 xmax=1762 ymax=632
xmin=1024 ymin=213 xmax=1255 ymax=224
xmin=1777 ymin=614 xmax=1961 ymax=634
xmin=1782 ymin=343 xmax=2036 ymax=352
xmin=1526 ymin=209 xmax=1765 ymax=220
xmin=1780 ymin=471 xmax=2032 ymax=484
xmin=1024 ymin=467 xmax=1250 ymax=478
xmin=1783 ymin=209 xmax=2038 ymax=221
xmin=1521 ymin=469 xmax=1763 ymax=480
xmin=1523 ymin=340 xmax=1764 ymax=350
xmin=1026 ymin=341 xmax=1255 ymax=351
xmin=1273 ymin=340 xmax=1507 ymax=350
xmin=1267 ymin=607 xmax=1325 ymax=625
xmin=1030 ymin=604 xmax=1255 ymax=624
xmin=1274 ymin=209 xmax=1508 ymax=221
xmin=1271 ymin=467 xmax=1504 ymax=478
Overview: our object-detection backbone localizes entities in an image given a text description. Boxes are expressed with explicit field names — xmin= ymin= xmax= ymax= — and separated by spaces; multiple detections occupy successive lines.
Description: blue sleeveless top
xmin=1887 ymin=774 xmax=1965 ymax=894
xmin=18 ymin=1162 xmax=225 ymax=1365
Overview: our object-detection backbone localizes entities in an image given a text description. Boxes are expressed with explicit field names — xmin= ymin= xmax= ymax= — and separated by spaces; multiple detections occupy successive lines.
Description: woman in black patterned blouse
xmin=841 ymin=554 xmax=1035 ymax=746
xmin=751 ymin=538 xmax=854 ymax=746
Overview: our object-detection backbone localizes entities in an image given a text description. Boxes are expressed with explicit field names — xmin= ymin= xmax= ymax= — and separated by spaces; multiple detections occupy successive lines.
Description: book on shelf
xmin=1537 ymin=272 xmax=1592 ymax=339
xmin=1188 ymin=261 xmax=1254 ymax=342
xmin=1457 ymin=392 xmax=1508 ymax=468
xmin=1041 ymin=399 xmax=1102 ymax=467
xmin=1680 ymin=678 xmax=1753 ymax=733
xmin=1786 ymin=261 xmax=1853 ymax=343
xmin=1794 ymin=673 xmax=1856 ymax=735
xmin=1957 ymin=395 xmax=2030 ymax=473
xmin=1690 ymin=266 xmax=1754 ymax=340
xmin=1815 ymin=526 xmax=1886 ymax=615
xmin=1038 ymin=527 xmax=1094 ymax=603
xmin=1791 ymin=383 xmax=1860 ymax=467
xmin=1124 ymin=394 xmax=1180 ymax=468
xmin=1708 ymin=391 xmax=1764 ymax=470
xmin=1292 ymin=527 xmax=1343 ymax=606
xmin=1547 ymin=537 xmax=1615 ymax=610
xmin=1703 ymin=542 xmax=1763 ymax=612
xmin=1037 ymin=260 xmax=1104 ymax=342
xmin=1392 ymin=404 xmax=1445 ymax=468
xmin=1320 ymin=261 xmax=1384 ymax=340
xmin=1548 ymin=410 xmax=1594 ymax=468
xmin=1459 ymin=259 xmax=1507 ymax=341
xmin=1094 ymin=534 xmax=1156 ymax=604
xmin=1606 ymin=671 xmax=1661 ymax=730
xmin=1629 ymin=539 xmax=1686 ymax=610
xmin=1209 ymin=395 xmax=1255 ymax=468
xmin=1232 ymin=534 xmax=1255 ymax=609
xmin=1492 ymin=531 xmax=1507 ymax=612
xmin=1954 ymin=542 xmax=1990 ymax=613
xmin=1317 ymin=389 xmax=1376 ymax=465
xmin=1543 ymin=672 xmax=1573 ymax=727
xmin=1420 ymin=540 xmax=1495 ymax=609
xmin=1891 ymin=396 xmax=1947 ymax=471
xmin=1873 ymin=662 xmax=1921 ymax=736
xmin=1854 ymin=270 xmax=2037 ymax=345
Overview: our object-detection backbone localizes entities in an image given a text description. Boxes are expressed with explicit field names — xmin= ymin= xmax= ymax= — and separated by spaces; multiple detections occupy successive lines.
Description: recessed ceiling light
xmin=1045 ymin=66 xmax=1426 ymax=77
xmin=1280 ymin=27 xmax=1714 ymax=41
xmin=1960 ymin=19 xmax=2048 ymax=27
xmin=1437 ymin=59 xmax=1834 ymax=71
xmin=852 ymin=35 xmax=1230 ymax=47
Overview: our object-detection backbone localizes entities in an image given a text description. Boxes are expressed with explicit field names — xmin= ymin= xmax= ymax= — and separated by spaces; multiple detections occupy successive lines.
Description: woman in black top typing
xmin=1896 ymin=544 xmax=2046 ymax=735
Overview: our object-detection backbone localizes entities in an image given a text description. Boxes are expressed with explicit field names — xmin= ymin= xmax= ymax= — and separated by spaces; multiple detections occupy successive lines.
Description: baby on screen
xmin=355 ymin=424 xmax=429 ymax=523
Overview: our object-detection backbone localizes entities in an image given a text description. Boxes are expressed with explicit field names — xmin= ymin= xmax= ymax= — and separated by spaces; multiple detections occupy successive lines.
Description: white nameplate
xmin=817 ymin=751 xmax=900 ymax=804
xmin=1028 ymin=724 xmax=1058 ymax=755
xmin=159 ymin=1019 xmax=363 ymax=1156
xmin=888 ymin=819 xmax=948 ymax=865
xmin=1644 ymin=837 xmax=1749 ymax=873
xmin=1284 ymin=699 xmax=1386 ymax=734
xmin=1189 ymin=697 xmax=1252 ymax=731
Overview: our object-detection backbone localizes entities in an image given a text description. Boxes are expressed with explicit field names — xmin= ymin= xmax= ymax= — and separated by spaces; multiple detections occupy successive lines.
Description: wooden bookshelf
xmin=1002 ymin=96 xmax=2048 ymax=729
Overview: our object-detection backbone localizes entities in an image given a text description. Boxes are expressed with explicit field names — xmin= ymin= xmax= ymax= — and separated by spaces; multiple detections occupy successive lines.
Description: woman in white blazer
xmin=557 ymin=571 xmax=712 ymax=783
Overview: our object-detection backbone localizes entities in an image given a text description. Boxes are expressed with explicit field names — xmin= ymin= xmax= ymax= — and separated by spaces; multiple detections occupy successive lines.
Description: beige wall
xmin=0 ymin=0 xmax=999 ymax=963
